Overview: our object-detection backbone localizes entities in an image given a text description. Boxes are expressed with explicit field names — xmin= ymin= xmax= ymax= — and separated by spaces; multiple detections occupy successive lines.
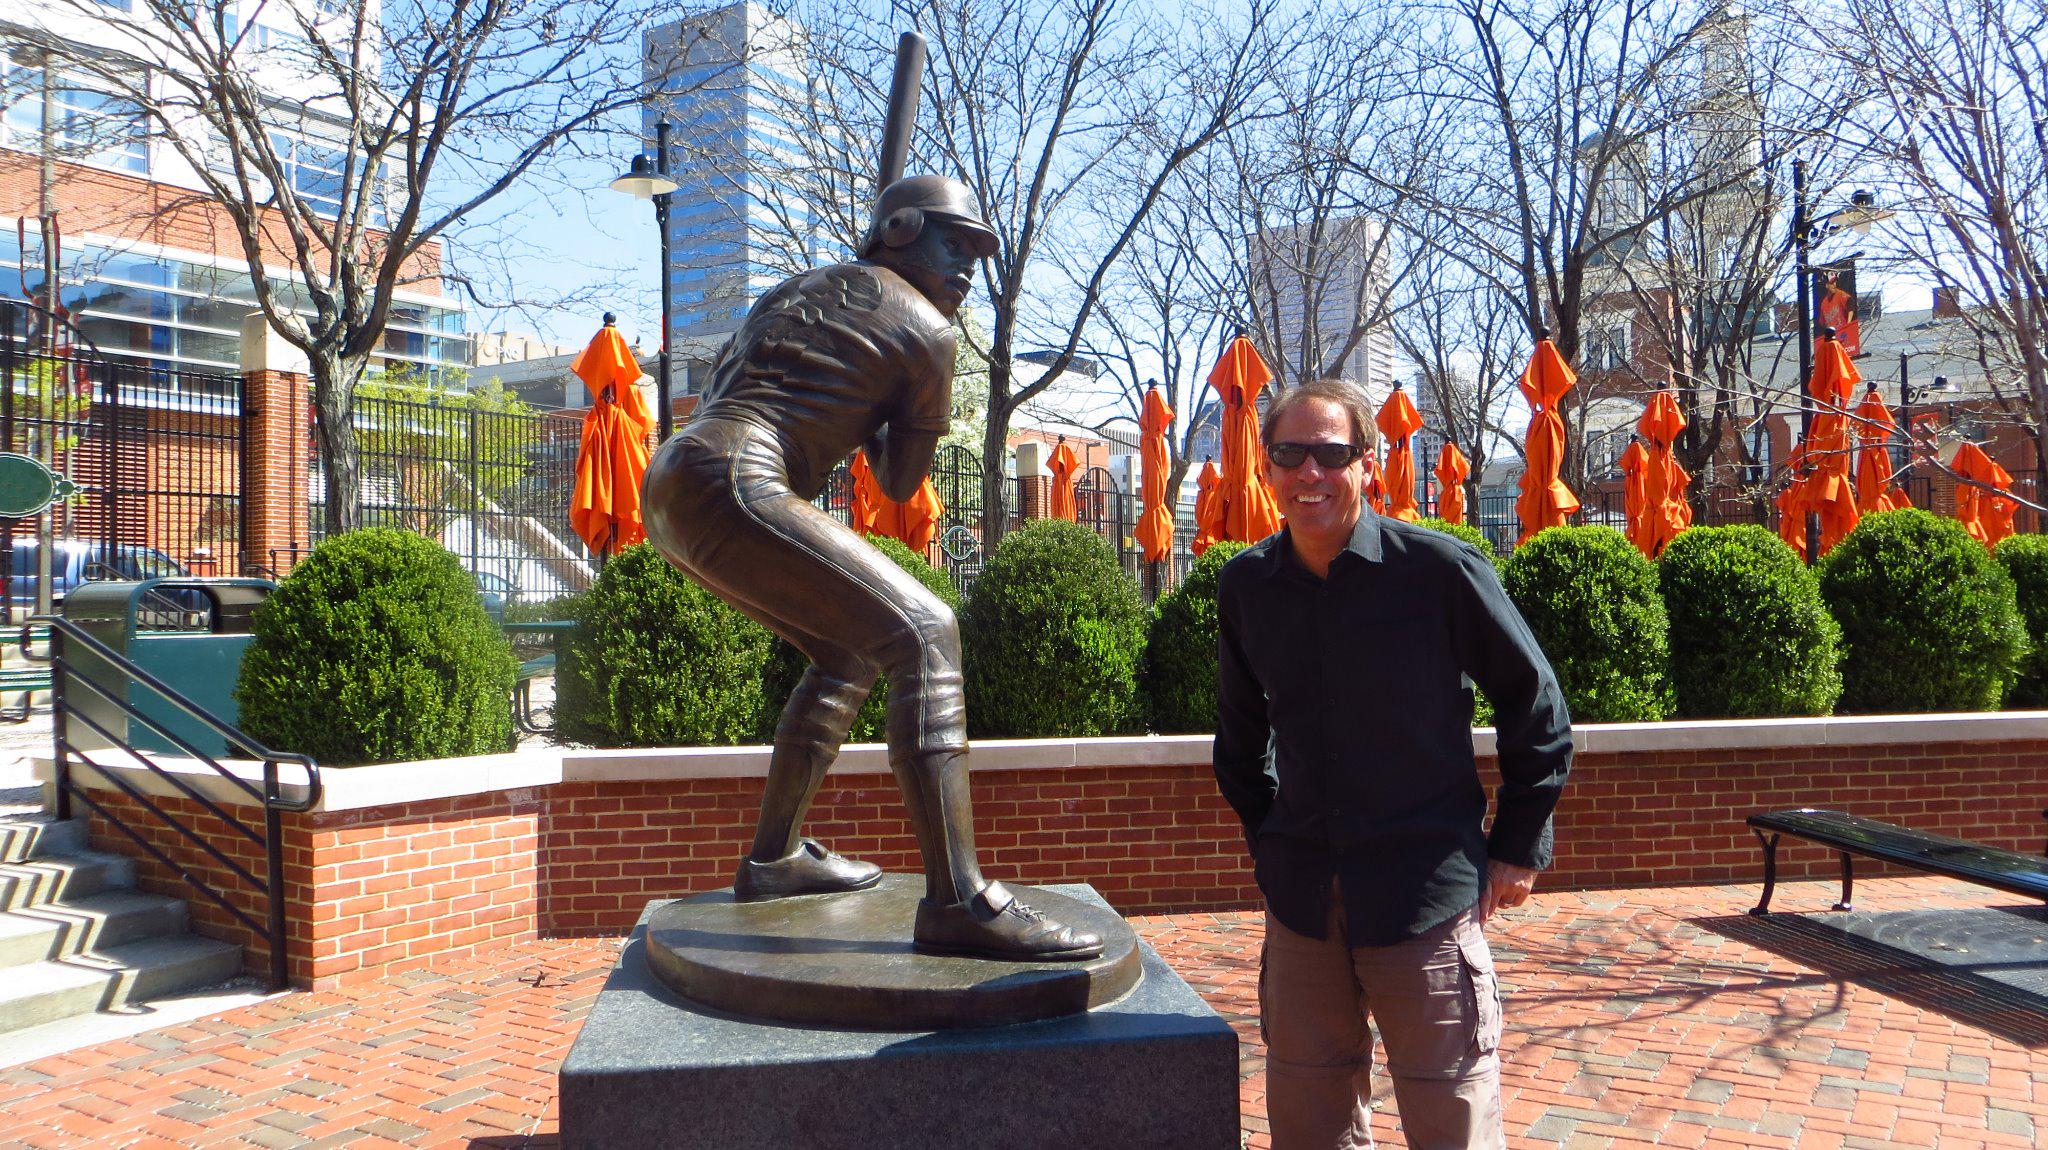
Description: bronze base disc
xmin=643 ymin=874 xmax=1143 ymax=1030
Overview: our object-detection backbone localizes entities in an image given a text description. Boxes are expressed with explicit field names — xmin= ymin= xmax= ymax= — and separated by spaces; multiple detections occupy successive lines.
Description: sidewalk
xmin=0 ymin=874 xmax=2040 ymax=1147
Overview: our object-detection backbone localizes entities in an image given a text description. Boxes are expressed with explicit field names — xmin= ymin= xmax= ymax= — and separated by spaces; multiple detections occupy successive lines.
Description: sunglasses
xmin=1266 ymin=441 xmax=1365 ymax=469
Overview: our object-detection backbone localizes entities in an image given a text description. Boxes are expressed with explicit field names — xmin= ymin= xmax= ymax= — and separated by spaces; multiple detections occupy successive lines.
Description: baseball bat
xmin=876 ymin=32 xmax=927 ymax=191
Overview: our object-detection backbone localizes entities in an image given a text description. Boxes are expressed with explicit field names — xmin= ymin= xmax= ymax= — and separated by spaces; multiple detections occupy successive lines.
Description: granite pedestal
xmin=641 ymin=875 xmax=1144 ymax=1029
xmin=559 ymin=883 xmax=1240 ymax=1150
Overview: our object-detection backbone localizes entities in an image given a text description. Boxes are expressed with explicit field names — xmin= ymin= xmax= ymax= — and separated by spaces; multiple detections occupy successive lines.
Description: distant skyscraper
xmin=643 ymin=2 xmax=816 ymax=383
xmin=1250 ymin=215 xmax=1396 ymax=403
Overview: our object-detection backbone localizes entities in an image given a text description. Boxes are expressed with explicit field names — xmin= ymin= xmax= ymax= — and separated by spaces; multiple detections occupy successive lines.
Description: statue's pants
xmin=644 ymin=418 xmax=974 ymax=888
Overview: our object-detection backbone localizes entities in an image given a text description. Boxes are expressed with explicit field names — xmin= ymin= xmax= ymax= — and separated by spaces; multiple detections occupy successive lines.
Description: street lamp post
xmin=1787 ymin=159 xmax=1893 ymax=560
xmin=611 ymin=120 xmax=681 ymax=443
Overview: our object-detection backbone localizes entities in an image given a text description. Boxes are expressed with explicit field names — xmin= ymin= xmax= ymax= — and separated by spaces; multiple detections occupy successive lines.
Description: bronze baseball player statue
xmin=641 ymin=38 xmax=1101 ymax=964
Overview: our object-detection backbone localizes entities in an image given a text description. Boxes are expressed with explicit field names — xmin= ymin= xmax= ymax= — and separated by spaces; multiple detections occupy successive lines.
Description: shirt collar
xmin=1262 ymin=501 xmax=1384 ymax=578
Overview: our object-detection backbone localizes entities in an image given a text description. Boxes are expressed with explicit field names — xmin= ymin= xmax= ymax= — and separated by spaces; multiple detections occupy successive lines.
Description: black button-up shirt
xmin=1212 ymin=509 xmax=1572 ymax=946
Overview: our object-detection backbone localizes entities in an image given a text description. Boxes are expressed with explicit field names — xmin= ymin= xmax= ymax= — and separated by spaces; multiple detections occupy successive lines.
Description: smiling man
xmin=643 ymin=174 xmax=1101 ymax=963
xmin=1211 ymin=378 xmax=1573 ymax=1149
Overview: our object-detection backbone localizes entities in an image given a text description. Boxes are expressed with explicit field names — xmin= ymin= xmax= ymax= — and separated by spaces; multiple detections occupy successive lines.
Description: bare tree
xmin=1808 ymin=0 xmax=2048 ymax=479
xmin=8 ymin=0 xmax=707 ymax=532
xmin=739 ymin=0 xmax=1300 ymax=548
xmin=1187 ymin=10 xmax=1434 ymax=393
xmin=1582 ymin=11 xmax=1862 ymax=515
xmin=1058 ymin=183 xmax=1228 ymax=515
xmin=906 ymin=0 xmax=1297 ymax=548
xmin=1390 ymin=236 xmax=1529 ymax=521
xmin=1043 ymin=6 xmax=1422 ymax=526
xmin=1404 ymin=0 xmax=1794 ymax=488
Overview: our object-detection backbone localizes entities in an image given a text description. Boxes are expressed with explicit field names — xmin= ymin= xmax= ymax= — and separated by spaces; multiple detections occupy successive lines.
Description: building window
xmin=1584 ymin=317 xmax=1632 ymax=374
xmin=0 ymin=57 xmax=150 ymax=175
xmin=2 ymin=237 xmax=467 ymax=379
xmin=262 ymin=131 xmax=387 ymax=225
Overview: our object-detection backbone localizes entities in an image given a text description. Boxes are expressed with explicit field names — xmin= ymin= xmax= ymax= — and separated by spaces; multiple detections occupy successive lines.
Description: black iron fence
xmin=0 ymin=300 xmax=245 ymax=617
xmin=307 ymin=391 xmax=591 ymax=602
xmin=1414 ymin=464 xmax=2048 ymax=556
xmin=807 ymin=447 xmax=1210 ymax=600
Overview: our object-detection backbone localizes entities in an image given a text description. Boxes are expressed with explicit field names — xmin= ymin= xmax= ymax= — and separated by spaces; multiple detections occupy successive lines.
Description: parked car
xmin=5 ymin=539 xmax=194 ymax=613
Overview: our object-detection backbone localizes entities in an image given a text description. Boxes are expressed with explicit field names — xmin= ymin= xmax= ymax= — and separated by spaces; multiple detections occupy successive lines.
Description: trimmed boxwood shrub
xmin=1817 ymin=509 xmax=2028 ymax=713
xmin=1415 ymin=518 xmax=1498 ymax=725
xmin=1658 ymin=525 xmax=1841 ymax=718
xmin=1500 ymin=525 xmax=1672 ymax=722
xmin=1145 ymin=541 xmax=1249 ymax=734
xmin=962 ymin=519 xmax=1148 ymax=737
xmin=756 ymin=535 xmax=961 ymax=742
xmin=1996 ymin=533 xmax=2048 ymax=707
xmin=235 ymin=529 xmax=516 ymax=765
xmin=1416 ymin=517 xmax=1496 ymax=563
xmin=555 ymin=544 xmax=774 ymax=747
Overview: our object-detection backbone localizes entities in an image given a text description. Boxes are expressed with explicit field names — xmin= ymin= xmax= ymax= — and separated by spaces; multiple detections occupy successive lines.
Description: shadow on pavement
xmin=1701 ymin=905 xmax=2048 ymax=1048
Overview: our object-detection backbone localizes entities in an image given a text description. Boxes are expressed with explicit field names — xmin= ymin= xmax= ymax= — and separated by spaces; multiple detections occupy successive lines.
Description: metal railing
xmin=27 ymin=617 xmax=321 ymax=990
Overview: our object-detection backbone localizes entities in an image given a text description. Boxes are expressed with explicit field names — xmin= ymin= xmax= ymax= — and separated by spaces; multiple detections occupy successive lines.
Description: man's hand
xmin=1478 ymin=860 xmax=1537 ymax=923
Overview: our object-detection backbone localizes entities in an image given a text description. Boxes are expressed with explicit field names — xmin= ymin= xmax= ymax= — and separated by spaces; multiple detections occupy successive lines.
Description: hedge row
xmin=238 ymin=509 xmax=2048 ymax=762
xmin=1508 ymin=510 xmax=2032 ymax=721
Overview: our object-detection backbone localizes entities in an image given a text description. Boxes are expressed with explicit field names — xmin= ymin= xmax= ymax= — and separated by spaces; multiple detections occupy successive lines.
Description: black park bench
xmin=0 ymin=624 xmax=53 ymax=723
xmin=502 ymin=620 xmax=573 ymax=736
xmin=1747 ymin=807 xmax=2048 ymax=915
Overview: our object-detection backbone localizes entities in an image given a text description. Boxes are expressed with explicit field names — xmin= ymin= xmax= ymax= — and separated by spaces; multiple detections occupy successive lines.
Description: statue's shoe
xmin=732 ymin=839 xmax=883 ymax=901
xmin=912 ymin=881 xmax=1105 ymax=962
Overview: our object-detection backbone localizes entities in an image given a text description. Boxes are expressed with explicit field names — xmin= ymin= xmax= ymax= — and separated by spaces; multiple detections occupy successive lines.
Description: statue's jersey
xmin=691 ymin=262 xmax=956 ymax=500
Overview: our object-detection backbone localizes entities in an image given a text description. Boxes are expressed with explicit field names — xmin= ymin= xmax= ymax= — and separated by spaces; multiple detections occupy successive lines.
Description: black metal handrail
xmin=24 ymin=616 xmax=321 ymax=990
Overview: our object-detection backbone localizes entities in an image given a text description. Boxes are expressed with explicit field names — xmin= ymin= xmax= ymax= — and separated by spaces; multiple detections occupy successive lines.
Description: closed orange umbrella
xmin=1362 ymin=452 xmax=1386 ymax=515
xmin=1207 ymin=337 xmax=1283 ymax=542
xmin=1853 ymin=387 xmax=1910 ymax=512
xmin=880 ymin=480 xmax=945 ymax=552
xmin=1788 ymin=336 xmax=1863 ymax=554
xmin=1952 ymin=441 xmax=2017 ymax=546
xmin=1776 ymin=440 xmax=1812 ymax=552
xmin=1636 ymin=390 xmax=1692 ymax=558
xmin=1376 ymin=386 xmax=1424 ymax=523
xmin=1434 ymin=442 xmax=1471 ymax=525
xmin=571 ymin=321 xmax=653 ymax=556
xmin=1620 ymin=439 xmax=1650 ymax=551
xmin=1515 ymin=339 xmax=1581 ymax=543
xmin=1192 ymin=458 xmax=1225 ymax=556
xmin=1133 ymin=386 xmax=1176 ymax=562
xmin=852 ymin=448 xmax=945 ymax=552
xmin=848 ymin=450 xmax=883 ymax=534
xmin=1048 ymin=440 xmax=1080 ymax=522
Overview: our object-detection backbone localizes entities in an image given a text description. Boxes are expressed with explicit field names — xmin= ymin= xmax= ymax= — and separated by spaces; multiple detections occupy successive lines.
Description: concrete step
xmin=0 ymin=934 xmax=243 ymax=1036
xmin=0 ymin=890 xmax=191 ymax=969
xmin=0 ymin=850 xmax=136 ymax=913
xmin=0 ymin=817 xmax=85 ymax=864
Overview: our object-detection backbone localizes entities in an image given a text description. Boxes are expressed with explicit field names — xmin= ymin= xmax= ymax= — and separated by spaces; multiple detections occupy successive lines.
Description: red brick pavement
xmin=0 ymin=876 xmax=2043 ymax=1148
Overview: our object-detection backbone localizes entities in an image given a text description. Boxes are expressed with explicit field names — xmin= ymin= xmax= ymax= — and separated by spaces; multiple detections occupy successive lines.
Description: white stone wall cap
xmin=33 ymin=748 xmax=564 ymax=813
xmin=239 ymin=313 xmax=311 ymax=376
xmin=1013 ymin=440 xmax=1051 ymax=478
xmin=37 ymin=712 xmax=2048 ymax=813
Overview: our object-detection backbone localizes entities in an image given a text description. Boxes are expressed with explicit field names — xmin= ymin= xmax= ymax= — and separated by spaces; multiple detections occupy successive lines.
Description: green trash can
xmin=60 ymin=578 xmax=276 ymax=758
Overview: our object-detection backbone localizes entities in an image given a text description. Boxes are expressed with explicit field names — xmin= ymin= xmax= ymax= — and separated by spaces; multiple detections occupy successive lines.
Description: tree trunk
xmin=980 ymin=357 xmax=1016 ymax=555
xmin=311 ymin=351 xmax=368 ymax=537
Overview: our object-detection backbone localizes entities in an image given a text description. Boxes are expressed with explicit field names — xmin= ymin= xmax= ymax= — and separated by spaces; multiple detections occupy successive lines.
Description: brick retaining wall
xmin=57 ymin=717 xmax=2048 ymax=988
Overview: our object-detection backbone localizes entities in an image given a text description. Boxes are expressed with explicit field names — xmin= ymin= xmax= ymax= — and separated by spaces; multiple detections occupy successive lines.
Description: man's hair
xmin=1261 ymin=378 xmax=1381 ymax=453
